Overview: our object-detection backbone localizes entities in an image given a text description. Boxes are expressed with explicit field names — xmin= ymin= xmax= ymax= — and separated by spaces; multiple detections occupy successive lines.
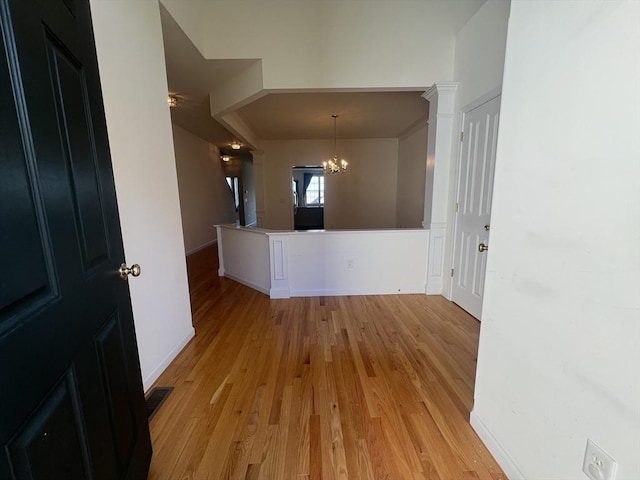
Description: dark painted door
xmin=0 ymin=0 xmax=151 ymax=478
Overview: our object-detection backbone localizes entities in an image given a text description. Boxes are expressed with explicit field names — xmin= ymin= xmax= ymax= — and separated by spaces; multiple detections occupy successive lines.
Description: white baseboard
xmin=470 ymin=410 xmax=526 ymax=480
xmin=223 ymin=271 xmax=270 ymax=297
xmin=142 ymin=326 xmax=195 ymax=392
xmin=288 ymin=284 xmax=427 ymax=298
xmin=269 ymin=287 xmax=291 ymax=299
xmin=186 ymin=239 xmax=217 ymax=256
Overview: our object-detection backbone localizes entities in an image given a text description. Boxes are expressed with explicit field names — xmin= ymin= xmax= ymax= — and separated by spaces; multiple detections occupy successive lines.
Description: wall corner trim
xmin=470 ymin=410 xmax=526 ymax=480
xmin=186 ymin=239 xmax=218 ymax=257
xmin=142 ymin=326 xmax=195 ymax=392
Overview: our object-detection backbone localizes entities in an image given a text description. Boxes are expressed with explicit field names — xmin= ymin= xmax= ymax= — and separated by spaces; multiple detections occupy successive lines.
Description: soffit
xmin=235 ymin=92 xmax=428 ymax=140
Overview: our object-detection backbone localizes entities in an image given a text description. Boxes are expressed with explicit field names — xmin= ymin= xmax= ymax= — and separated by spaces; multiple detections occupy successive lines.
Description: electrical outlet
xmin=347 ymin=259 xmax=355 ymax=269
xmin=583 ymin=439 xmax=617 ymax=480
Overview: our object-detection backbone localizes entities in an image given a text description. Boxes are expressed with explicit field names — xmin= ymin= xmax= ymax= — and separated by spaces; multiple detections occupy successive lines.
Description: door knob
xmin=119 ymin=263 xmax=141 ymax=279
xmin=484 ymin=224 xmax=490 ymax=231
xmin=478 ymin=243 xmax=488 ymax=253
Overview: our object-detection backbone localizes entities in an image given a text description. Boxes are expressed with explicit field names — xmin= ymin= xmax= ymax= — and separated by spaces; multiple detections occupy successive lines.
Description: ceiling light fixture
xmin=167 ymin=94 xmax=178 ymax=108
xmin=230 ymin=142 xmax=241 ymax=150
xmin=222 ymin=155 xmax=230 ymax=162
xmin=323 ymin=114 xmax=348 ymax=174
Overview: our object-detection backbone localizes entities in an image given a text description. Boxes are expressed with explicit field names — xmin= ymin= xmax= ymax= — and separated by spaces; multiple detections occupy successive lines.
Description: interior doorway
xmin=292 ymin=166 xmax=324 ymax=230
xmin=222 ymin=154 xmax=256 ymax=227
xmin=450 ymin=94 xmax=501 ymax=320
xmin=225 ymin=175 xmax=243 ymax=225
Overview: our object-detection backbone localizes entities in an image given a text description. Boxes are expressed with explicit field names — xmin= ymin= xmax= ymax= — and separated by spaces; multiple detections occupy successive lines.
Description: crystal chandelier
xmin=323 ymin=114 xmax=348 ymax=174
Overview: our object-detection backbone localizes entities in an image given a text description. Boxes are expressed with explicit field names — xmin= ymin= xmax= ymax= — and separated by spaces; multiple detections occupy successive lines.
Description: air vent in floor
xmin=146 ymin=386 xmax=174 ymax=421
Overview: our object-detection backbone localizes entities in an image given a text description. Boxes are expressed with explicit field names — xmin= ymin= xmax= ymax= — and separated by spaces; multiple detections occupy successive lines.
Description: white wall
xmin=158 ymin=0 xmax=207 ymax=55
xmin=453 ymin=0 xmax=510 ymax=110
xmin=259 ymin=139 xmax=398 ymax=230
xmin=396 ymin=123 xmax=428 ymax=228
xmin=216 ymin=226 xmax=270 ymax=296
xmin=199 ymin=1 xmax=471 ymax=90
xmin=283 ymin=229 xmax=429 ymax=297
xmin=172 ymin=125 xmax=237 ymax=254
xmin=439 ymin=0 xmax=510 ymax=298
xmin=90 ymin=0 xmax=195 ymax=391
xmin=217 ymin=225 xmax=429 ymax=299
xmin=473 ymin=2 xmax=640 ymax=479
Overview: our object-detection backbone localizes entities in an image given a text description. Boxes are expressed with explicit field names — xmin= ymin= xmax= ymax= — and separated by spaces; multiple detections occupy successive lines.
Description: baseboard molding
xmin=288 ymin=284 xmax=427 ymax=298
xmin=470 ymin=410 xmax=526 ymax=480
xmin=186 ymin=239 xmax=217 ymax=256
xmin=223 ymin=271 xmax=270 ymax=297
xmin=269 ymin=287 xmax=291 ymax=299
xmin=142 ymin=326 xmax=195 ymax=392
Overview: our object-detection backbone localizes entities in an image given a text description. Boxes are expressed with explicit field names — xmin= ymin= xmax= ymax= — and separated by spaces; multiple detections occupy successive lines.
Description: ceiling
xmin=236 ymin=91 xmax=427 ymax=140
xmin=160 ymin=5 xmax=433 ymax=155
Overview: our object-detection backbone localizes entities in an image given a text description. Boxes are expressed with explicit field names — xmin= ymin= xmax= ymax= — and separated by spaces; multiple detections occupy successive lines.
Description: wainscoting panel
xmin=426 ymin=222 xmax=446 ymax=294
xmin=217 ymin=225 xmax=429 ymax=299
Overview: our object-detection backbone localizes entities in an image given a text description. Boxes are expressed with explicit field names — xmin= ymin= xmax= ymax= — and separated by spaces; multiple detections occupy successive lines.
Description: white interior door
xmin=451 ymin=95 xmax=501 ymax=319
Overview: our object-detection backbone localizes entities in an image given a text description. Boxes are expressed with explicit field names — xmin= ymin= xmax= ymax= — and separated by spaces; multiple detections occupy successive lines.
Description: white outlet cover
xmin=583 ymin=439 xmax=617 ymax=480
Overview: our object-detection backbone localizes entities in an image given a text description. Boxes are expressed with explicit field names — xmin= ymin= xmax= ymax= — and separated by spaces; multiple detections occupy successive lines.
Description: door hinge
xmin=460 ymin=131 xmax=464 ymax=142
xmin=450 ymin=268 xmax=454 ymax=277
xmin=455 ymin=202 xmax=459 ymax=213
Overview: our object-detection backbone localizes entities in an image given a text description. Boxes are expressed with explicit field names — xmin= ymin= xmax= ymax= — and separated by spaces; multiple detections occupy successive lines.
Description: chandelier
xmin=323 ymin=114 xmax=348 ymax=174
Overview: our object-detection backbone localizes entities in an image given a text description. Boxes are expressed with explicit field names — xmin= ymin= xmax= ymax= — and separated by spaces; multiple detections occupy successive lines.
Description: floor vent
xmin=146 ymin=387 xmax=174 ymax=421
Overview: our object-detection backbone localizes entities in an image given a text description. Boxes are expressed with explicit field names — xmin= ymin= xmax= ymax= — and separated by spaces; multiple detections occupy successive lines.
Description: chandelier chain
xmin=324 ymin=114 xmax=348 ymax=174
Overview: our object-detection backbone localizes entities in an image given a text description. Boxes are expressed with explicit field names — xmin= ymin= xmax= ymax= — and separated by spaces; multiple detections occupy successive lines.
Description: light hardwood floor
xmin=147 ymin=245 xmax=505 ymax=480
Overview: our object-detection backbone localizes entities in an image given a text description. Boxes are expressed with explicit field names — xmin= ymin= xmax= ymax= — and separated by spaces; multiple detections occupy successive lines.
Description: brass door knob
xmin=119 ymin=263 xmax=141 ymax=279
xmin=478 ymin=243 xmax=488 ymax=253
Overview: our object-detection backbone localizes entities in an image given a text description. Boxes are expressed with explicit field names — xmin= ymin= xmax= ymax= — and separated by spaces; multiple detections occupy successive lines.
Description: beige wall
xmin=89 ymin=0 xmax=194 ymax=390
xmin=259 ymin=139 xmax=398 ymax=230
xmin=396 ymin=123 xmax=428 ymax=228
xmin=172 ymin=125 xmax=237 ymax=254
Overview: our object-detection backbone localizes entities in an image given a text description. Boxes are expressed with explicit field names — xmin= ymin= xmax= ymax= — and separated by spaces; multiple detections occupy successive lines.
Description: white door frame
xmin=448 ymin=87 xmax=502 ymax=314
xmin=422 ymin=82 xmax=458 ymax=295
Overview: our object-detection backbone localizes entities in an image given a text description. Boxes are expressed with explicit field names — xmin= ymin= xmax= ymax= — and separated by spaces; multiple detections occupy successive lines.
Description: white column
xmin=422 ymin=83 xmax=457 ymax=295
xmin=251 ymin=150 xmax=265 ymax=227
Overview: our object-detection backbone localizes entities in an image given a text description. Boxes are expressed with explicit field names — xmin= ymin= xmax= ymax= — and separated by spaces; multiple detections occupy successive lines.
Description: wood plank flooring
xmin=147 ymin=245 xmax=505 ymax=480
